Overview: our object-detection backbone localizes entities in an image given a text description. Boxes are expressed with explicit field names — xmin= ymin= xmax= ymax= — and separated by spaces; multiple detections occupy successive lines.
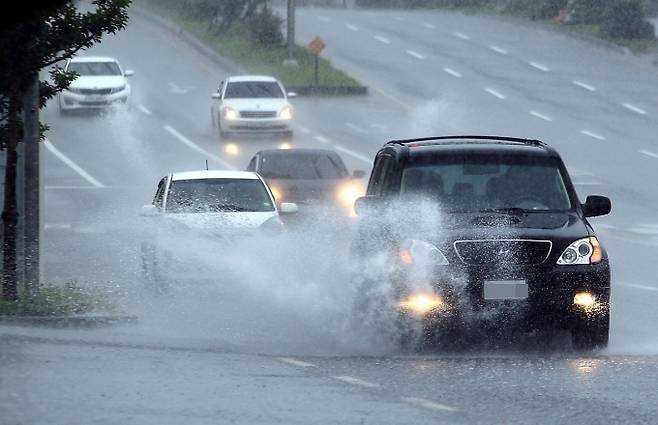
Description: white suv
xmin=210 ymin=75 xmax=295 ymax=138
xmin=58 ymin=56 xmax=133 ymax=113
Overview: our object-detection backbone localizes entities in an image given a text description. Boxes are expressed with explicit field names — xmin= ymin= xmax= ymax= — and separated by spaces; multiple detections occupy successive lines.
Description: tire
xmin=571 ymin=311 xmax=610 ymax=350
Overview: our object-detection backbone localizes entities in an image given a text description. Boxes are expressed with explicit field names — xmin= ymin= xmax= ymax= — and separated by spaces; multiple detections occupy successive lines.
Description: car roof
xmin=227 ymin=75 xmax=279 ymax=83
xmin=257 ymin=148 xmax=338 ymax=157
xmin=171 ymin=170 xmax=261 ymax=181
xmin=386 ymin=135 xmax=559 ymax=158
xmin=69 ymin=56 xmax=119 ymax=63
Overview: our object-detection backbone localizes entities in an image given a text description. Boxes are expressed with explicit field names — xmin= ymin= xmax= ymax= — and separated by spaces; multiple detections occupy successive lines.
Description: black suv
xmin=351 ymin=136 xmax=612 ymax=350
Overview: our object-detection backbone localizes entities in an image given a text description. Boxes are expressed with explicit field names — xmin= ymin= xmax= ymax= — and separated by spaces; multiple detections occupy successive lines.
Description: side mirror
xmin=582 ymin=195 xmax=611 ymax=218
xmin=211 ymin=92 xmax=221 ymax=99
xmin=351 ymin=169 xmax=366 ymax=179
xmin=279 ymin=202 xmax=298 ymax=215
xmin=140 ymin=204 xmax=160 ymax=217
xmin=353 ymin=195 xmax=383 ymax=217
xmin=287 ymin=92 xmax=297 ymax=98
xmin=124 ymin=70 xmax=134 ymax=77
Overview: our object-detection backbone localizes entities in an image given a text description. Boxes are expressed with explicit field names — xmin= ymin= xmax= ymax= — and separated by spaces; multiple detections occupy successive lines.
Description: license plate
xmin=483 ymin=280 xmax=528 ymax=300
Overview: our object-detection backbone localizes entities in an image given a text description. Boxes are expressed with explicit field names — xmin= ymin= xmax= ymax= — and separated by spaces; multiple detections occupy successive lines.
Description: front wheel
xmin=571 ymin=310 xmax=609 ymax=350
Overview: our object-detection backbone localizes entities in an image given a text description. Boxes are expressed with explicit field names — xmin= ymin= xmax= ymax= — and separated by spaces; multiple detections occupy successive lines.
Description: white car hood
xmin=69 ymin=76 xmax=127 ymax=89
xmin=165 ymin=211 xmax=278 ymax=234
xmin=222 ymin=98 xmax=289 ymax=111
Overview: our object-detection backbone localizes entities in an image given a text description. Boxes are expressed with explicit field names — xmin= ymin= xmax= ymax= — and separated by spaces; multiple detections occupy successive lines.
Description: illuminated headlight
xmin=337 ymin=183 xmax=363 ymax=213
xmin=573 ymin=291 xmax=603 ymax=313
xmin=399 ymin=239 xmax=449 ymax=266
xmin=110 ymin=84 xmax=126 ymax=93
xmin=557 ymin=237 xmax=602 ymax=265
xmin=269 ymin=185 xmax=282 ymax=201
xmin=224 ymin=107 xmax=239 ymax=120
xmin=398 ymin=293 xmax=444 ymax=315
xmin=279 ymin=106 xmax=293 ymax=120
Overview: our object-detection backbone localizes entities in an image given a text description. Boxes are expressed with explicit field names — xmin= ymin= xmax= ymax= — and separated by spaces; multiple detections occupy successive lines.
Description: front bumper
xmin=59 ymin=88 xmax=130 ymax=110
xmin=396 ymin=261 xmax=611 ymax=330
xmin=222 ymin=117 xmax=292 ymax=133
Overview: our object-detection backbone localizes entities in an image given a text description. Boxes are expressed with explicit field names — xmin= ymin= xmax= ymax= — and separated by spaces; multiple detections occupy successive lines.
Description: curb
xmin=131 ymin=6 xmax=368 ymax=96
xmin=0 ymin=314 xmax=138 ymax=328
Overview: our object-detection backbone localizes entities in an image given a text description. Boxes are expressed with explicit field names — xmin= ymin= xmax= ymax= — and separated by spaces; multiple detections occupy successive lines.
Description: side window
xmin=246 ymin=156 xmax=257 ymax=172
xmin=368 ymin=154 xmax=393 ymax=196
xmin=153 ymin=178 xmax=166 ymax=209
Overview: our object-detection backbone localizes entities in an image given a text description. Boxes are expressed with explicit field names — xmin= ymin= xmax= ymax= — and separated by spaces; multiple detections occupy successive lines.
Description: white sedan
xmin=210 ymin=75 xmax=295 ymax=138
xmin=139 ymin=170 xmax=298 ymax=289
xmin=58 ymin=56 xmax=133 ymax=113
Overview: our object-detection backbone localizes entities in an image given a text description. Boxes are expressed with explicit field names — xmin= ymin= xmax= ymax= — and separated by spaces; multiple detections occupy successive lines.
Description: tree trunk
xmin=2 ymin=83 xmax=20 ymax=301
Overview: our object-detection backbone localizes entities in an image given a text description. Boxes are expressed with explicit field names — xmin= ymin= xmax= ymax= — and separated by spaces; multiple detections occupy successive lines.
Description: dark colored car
xmin=351 ymin=136 xmax=612 ymax=350
xmin=246 ymin=148 xmax=366 ymax=215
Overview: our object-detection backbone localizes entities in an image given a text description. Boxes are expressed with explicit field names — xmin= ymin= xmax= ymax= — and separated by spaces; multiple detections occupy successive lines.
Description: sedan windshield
xmin=166 ymin=178 xmax=274 ymax=213
xmin=259 ymin=153 xmax=348 ymax=179
xmin=67 ymin=61 xmax=122 ymax=76
xmin=224 ymin=81 xmax=284 ymax=99
xmin=401 ymin=158 xmax=572 ymax=212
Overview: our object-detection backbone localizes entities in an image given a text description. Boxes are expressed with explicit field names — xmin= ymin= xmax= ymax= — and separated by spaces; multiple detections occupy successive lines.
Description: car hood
xmin=164 ymin=211 xmax=278 ymax=237
xmin=69 ymin=76 xmax=127 ymax=89
xmin=222 ymin=98 xmax=289 ymax=111
xmin=266 ymin=178 xmax=349 ymax=204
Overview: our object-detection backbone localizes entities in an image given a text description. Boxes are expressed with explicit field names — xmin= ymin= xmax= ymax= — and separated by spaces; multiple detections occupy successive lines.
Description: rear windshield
xmin=224 ymin=81 xmax=284 ymax=99
xmin=67 ymin=61 xmax=122 ymax=76
xmin=259 ymin=153 xmax=348 ymax=179
xmin=400 ymin=156 xmax=573 ymax=212
xmin=166 ymin=178 xmax=274 ymax=213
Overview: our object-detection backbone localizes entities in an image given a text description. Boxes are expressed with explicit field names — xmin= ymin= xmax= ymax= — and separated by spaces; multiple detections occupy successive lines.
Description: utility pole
xmin=23 ymin=74 xmax=40 ymax=295
xmin=284 ymin=0 xmax=298 ymax=66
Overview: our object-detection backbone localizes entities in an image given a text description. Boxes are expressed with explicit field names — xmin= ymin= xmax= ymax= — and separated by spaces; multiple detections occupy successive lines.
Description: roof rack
xmin=386 ymin=135 xmax=546 ymax=147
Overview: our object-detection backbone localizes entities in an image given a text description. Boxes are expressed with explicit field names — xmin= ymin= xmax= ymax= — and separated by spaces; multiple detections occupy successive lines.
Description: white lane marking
xmin=623 ymin=103 xmax=647 ymax=115
xmin=568 ymin=167 xmax=594 ymax=177
xmin=572 ymin=80 xmax=597 ymax=92
xmin=168 ymin=81 xmax=191 ymax=94
xmin=138 ymin=105 xmax=152 ymax=115
xmin=489 ymin=45 xmax=508 ymax=55
xmin=277 ymin=357 xmax=317 ymax=368
xmin=573 ymin=181 xmax=601 ymax=186
xmin=406 ymin=50 xmax=425 ymax=60
xmin=453 ymin=32 xmax=470 ymax=40
xmin=639 ymin=149 xmax=658 ymax=159
xmin=44 ymin=223 xmax=72 ymax=230
xmin=345 ymin=23 xmax=359 ymax=31
xmin=318 ymin=16 xmax=331 ymax=22
xmin=529 ymin=111 xmax=553 ymax=121
xmin=423 ymin=23 xmax=435 ymax=29
xmin=485 ymin=87 xmax=506 ymax=99
xmin=580 ymin=130 xmax=606 ymax=141
xmin=443 ymin=67 xmax=462 ymax=78
xmin=45 ymin=185 xmax=107 ymax=190
xmin=619 ymin=283 xmax=658 ymax=292
xmin=402 ymin=397 xmax=459 ymax=412
xmin=314 ymin=135 xmax=330 ymax=144
xmin=333 ymin=375 xmax=380 ymax=388
xmin=43 ymin=139 xmax=105 ymax=188
xmin=335 ymin=145 xmax=372 ymax=164
xmin=528 ymin=61 xmax=550 ymax=72
xmin=374 ymin=35 xmax=391 ymax=44
xmin=163 ymin=125 xmax=234 ymax=169
xmin=346 ymin=122 xmax=367 ymax=134
xmin=299 ymin=126 xmax=311 ymax=134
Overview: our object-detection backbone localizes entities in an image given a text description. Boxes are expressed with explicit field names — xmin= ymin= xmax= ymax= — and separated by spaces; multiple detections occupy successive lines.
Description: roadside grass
xmin=545 ymin=21 xmax=658 ymax=54
xmin=140 ymin=1 xmax=361 ymax=88
xmin=0 ymin=283 xmax=114 ymax=316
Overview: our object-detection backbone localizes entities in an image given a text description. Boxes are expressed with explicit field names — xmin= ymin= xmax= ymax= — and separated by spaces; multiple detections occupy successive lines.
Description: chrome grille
xmin=454 ymin=239 xmax=552 ymax=266
xmin=240 ymin=110 xmax=277 ymax=118
xmin=78 ymin=88 xmax=113 ymax=95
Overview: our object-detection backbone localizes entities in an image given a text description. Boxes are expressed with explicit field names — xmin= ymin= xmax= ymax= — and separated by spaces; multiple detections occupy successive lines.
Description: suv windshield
xmin=166 ymin=178 xmax=274 ymax=213
xmin=224 ymin=81 xmax=284 ymax=99
xmin=67 ymin=61 xmax=122 ymax=76
xmin=259 ymin=153 xmax=348 ymax=179
xmin=400 ymin=156 xmax=572 ymax=212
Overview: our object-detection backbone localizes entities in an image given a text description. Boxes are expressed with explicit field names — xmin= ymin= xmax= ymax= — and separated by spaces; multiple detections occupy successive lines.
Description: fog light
xmin=573 ymin=291 xmax=599 ymax=312
xmin=398 ymin=293 xmax=444 ymax=315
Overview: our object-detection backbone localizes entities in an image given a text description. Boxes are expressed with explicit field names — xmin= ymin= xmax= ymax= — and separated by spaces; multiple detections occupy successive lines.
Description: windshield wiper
xmin=213 ymin=204 xmax=249 ymax=212
xmin=479 ymin=208 xmax=528 ymax=216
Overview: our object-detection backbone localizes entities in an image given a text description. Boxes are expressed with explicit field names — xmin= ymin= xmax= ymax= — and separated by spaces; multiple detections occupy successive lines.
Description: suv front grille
xmin=454 ymin=239 xmax=552 ymax=266
xmin=78 ymin=88 xmax=113 ymax=95
xmin=240 ymin=110 xmax=277 ymax=118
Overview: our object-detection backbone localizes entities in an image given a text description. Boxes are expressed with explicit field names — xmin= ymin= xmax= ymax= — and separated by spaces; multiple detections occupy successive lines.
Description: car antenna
xmin=205 ymin=159 xmax=209 ymax=171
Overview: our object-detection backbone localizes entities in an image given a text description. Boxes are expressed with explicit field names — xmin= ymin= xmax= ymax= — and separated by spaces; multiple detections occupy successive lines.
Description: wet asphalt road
xmin=2 ymin=5 xmax=658 ymax=425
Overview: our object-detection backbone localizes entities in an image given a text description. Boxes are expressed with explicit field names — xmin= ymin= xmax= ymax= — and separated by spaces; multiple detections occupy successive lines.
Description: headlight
xmin=279 ymin=106 xmax=292 ymax=120
xmin=398 ymin=293 xmax=444 ymax=315
xmin=398 ymin=239 xmax=449 ymax=266
xmin=224 ymin=107 xmax=238 ymax=120
xmin=557 ymin=237 xmax=602 ymax=265
xmin=337 ymin=183 xmax=363 ymax=214
xmin=110 ymin=84 xmax=127 ymax=93
xmin=269 ymin=185 xmax=282 ymax=201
